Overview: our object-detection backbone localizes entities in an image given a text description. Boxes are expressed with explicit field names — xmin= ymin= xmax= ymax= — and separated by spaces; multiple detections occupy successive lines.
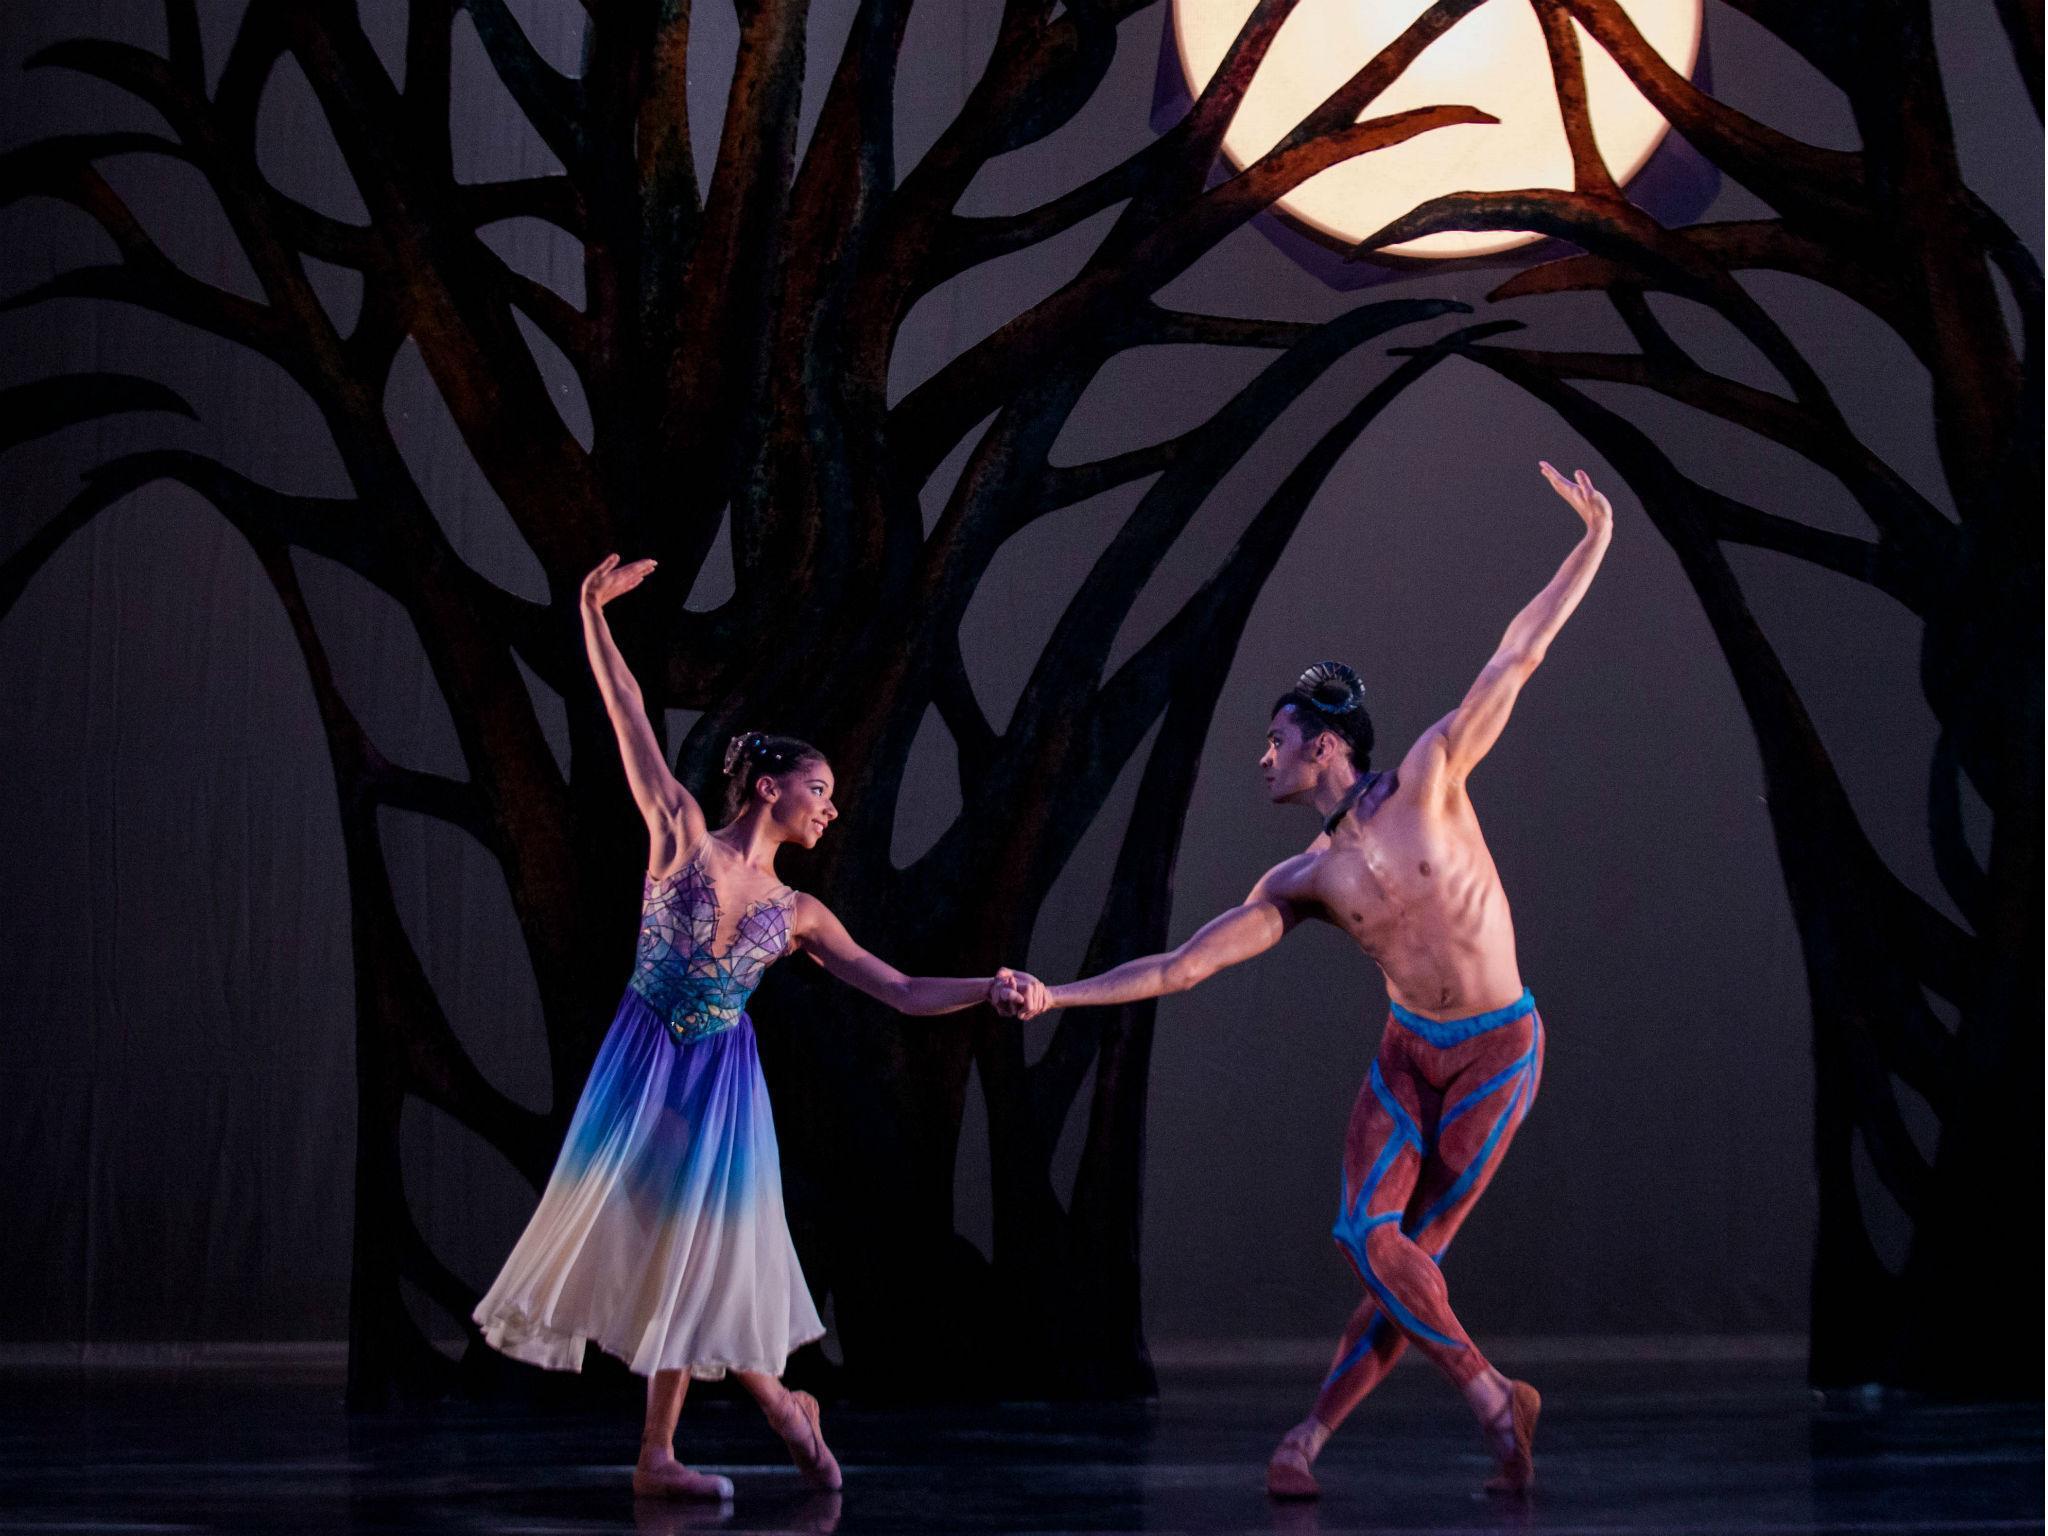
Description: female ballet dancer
xmin=473 ymin=554 xmax=1026 ymax=1501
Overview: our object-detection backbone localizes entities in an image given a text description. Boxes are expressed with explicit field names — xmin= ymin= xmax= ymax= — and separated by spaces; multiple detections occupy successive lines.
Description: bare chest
xmin=1321 ymin=810 xmax=1486 ymax=946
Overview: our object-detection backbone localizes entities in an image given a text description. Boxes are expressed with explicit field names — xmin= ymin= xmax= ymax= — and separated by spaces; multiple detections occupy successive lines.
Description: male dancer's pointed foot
xmin=632 ymin=1447 xmax=735 ymax=1501
xmin=1266 ymin=1417 xmax=1329 ymax=1500
xmin=1482 ymin=1380 xmax=1540 ymax=1496
xmin=770 ymin=1389 xmax=843 ymax=1491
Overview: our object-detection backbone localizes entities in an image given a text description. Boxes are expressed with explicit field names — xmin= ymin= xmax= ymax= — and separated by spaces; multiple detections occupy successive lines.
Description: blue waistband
xmin=1388 ymin=988 xmax=1535 ymax=1046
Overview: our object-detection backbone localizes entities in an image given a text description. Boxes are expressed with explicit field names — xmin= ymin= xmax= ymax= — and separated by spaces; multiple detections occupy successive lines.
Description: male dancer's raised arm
xmin=1404 ymin=461 xmax=1613 ymax=787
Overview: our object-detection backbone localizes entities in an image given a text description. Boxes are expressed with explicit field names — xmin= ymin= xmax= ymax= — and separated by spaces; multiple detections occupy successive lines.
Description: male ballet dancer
xmin=997 ymin=462 xmax=1614 ymax=1497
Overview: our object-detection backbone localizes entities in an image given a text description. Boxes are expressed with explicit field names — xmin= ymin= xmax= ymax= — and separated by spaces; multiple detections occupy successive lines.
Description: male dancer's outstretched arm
xmin=1009 ymin=857 xmax=1316 ymax=1017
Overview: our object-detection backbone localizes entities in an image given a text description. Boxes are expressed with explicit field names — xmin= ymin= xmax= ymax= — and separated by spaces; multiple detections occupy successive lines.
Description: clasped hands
xmin=987 ymin=967 xmax=1052 ymax=1020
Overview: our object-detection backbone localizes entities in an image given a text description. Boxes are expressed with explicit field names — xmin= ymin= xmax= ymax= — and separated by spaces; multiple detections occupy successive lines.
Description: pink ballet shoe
xmin=772 ymin=1389 xmax=843 ymax=1491
xmin=1482 ymin=1379 xmax=1541 ymax=1496
xmin=1266 ymin=1422 xmax=1322 ymax=1500
xmin=631 ymin=1454 xmax=734 ymax=1501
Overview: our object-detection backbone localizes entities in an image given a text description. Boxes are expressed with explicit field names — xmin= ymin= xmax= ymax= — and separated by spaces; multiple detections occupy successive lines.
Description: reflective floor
xmin=0 ymin=1359 xmax=2037 ymax=1534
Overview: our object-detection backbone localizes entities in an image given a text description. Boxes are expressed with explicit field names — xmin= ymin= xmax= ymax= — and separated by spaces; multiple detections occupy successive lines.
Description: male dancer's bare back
xmin=998 ymin=462 xmax=1614 ymax=1498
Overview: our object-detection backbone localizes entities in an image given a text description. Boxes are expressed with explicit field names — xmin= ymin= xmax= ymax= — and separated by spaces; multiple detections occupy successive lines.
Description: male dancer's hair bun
xmin=1297 ymin=661 xmax=1365 ymax=716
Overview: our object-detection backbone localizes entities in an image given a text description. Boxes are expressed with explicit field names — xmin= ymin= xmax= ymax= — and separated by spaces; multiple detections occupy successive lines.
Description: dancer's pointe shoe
xmin=1265 ymin=1420 xmax=1324 ymax=1501
xmin=632 ymin=1450 xmax=735 ymax=1501
xmin=770 ymin=1390 xmax=843 ymax=1491
xmin=1482 ymin=1380 xmax=1540 ymax=1496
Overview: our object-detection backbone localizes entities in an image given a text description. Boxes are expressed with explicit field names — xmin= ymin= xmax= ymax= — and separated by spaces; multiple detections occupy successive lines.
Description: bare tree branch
xmin=163 ymin=0 xmax=204 ymax=88
xmin=1993 ymin=0 xmax=2043 ymax=117
xmin=276 ymin=3 xmax=608 ymax=572
xmin=459 ymin=0 xmax=592 ymax=179
xmin=458 ymin=174 xmax=586 ymax=236
xmin=27 ymin=37 xmax=188 ymax=121
xmin=1927 ymin=729 xmax=1989 ymax=928
xmin=1357 ymin=188 xmax=1852 ymax=426
xmin=1553 ymin=0 xmax=1866 ymax=220
xmin=892 ymin=106 xmax=1492 ymax=481
xmin=1533 ymin=0 xmax=1618 ymax=197
xmin=1488 ymin=220 xmax=1906 ymax=341
xmin=1444 ymin=340 xmax=1949 ymax=559
xmin=933 ymin=631 xmax=998 ymax=782
xmin=367 ymin=768 xmax=489 ymax=846
xmin=0 ymin=374 xmax=193 ymax=454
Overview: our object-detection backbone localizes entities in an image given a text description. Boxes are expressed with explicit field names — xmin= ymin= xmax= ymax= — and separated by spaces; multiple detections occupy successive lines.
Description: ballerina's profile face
xmin=1260 ymin=707 xmax=1333 ymax=806
xmin=756 ymin=759 xmax=839 ymax=848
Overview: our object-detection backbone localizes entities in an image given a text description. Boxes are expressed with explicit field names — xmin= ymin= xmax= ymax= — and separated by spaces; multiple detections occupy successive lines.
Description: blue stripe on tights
xmin=1355 ymin=1253 xmax=1462 ymax=1350
xmin=1333 ymin=1201 xmax=1461 ymax=1353
xmin=1411 ymin=1042 xmax=1537 ymax=1236
xmin=1369 ymin=1059 xmax=1423 ymax=1147
xmin=1388 ymin=988 xmax=1534 ymax=1046
xmin=1440 ymin=1043 xmax=1539 ymax=1130
xmin=1320 ymin=1240 xmax=1457 ymax=1387
xmin=1334 ymin=1064 xmax=1418 ymax=1251
xmin=1323 ymin=1311 xmax=1388 ymax=1386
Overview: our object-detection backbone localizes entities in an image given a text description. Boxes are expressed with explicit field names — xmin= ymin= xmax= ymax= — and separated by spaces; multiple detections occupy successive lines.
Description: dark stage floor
xmin=0 ymin=1359 xmax=2036 ymax=1534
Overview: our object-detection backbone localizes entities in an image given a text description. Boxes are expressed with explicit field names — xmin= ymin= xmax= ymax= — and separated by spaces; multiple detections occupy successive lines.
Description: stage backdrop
xmin=0 ymin=0 xmax=2036 ymax=1395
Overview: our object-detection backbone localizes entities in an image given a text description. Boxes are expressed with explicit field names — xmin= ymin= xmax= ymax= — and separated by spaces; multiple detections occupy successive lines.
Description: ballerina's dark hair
xmin=719 ymin=731 xmax=827 ymax=822
xmin=1272 ymin=660 xmax=1374 ymax=770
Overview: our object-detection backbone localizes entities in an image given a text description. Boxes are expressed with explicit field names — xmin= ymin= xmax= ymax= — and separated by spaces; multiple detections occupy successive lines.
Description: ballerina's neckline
xmin=646 ymin=843 xmax=795 ymax=966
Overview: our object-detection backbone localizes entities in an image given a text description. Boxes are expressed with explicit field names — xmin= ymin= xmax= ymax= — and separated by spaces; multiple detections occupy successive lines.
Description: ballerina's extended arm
xmin=793 ymin=894 xmax=1028 ymax=1016
xmin=581 ymin=554 xmax=707 ymax=865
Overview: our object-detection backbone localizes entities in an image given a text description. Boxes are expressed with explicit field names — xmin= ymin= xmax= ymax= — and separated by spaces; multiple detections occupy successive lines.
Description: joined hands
xmin=989 ymin=967 xmax=1052 ymax=1019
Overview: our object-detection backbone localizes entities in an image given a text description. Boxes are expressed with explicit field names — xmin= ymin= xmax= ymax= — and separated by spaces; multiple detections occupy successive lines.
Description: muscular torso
xmin=1288 ymin=756 xmax=1524 ymax=1021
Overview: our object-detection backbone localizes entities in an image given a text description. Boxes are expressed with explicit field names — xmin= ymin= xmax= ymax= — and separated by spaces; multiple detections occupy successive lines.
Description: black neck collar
xmin=1323 ymin=774 xmax=1373 ymax=837
xmin=1327 ymin=770 xmax=1392 ymax=843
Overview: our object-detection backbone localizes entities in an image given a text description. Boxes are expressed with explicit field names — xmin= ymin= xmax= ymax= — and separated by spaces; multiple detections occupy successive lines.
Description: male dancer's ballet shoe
xmin=771 ymin=1389 xmax=843 ymax=1491
xmin=1265 ymin=1421 xmax=1323 ymax=1500
xmin=1482 ymin=1379 xmax=1541 ymax=1495
xmin=631 ymin=1454 xmax=735 ymax=1501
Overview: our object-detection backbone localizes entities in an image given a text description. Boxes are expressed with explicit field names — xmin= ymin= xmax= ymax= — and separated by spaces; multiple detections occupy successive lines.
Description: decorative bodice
xmin=630 ymin=851 xmax=796 ymax=1043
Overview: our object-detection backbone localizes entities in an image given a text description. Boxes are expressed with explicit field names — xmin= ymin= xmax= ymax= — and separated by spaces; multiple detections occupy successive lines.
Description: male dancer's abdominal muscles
xmin=1343 ymin=875 xmax=1512 ymax=990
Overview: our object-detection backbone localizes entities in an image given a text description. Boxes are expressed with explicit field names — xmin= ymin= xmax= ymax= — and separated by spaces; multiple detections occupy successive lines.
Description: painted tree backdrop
xmin=1 ymin=0 xmax=2035 ymax=1402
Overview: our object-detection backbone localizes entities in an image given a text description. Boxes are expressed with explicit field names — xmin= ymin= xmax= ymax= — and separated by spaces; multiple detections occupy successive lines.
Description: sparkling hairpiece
xmin=1296 ymin=660 xmax=1365 ymax=716
xmin=722 ymin=732 xmax=764 ymax=775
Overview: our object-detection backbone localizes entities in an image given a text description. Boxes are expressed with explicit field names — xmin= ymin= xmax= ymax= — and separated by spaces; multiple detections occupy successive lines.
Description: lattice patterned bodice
xmin=630 ymin=851 xmax=795 ymax=1043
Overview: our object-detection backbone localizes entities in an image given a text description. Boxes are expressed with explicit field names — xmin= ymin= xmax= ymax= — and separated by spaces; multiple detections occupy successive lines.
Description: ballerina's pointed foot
xmin=771 ymin=1389 xmax=843 ymax=1491
xmin=632 ymin=1450 xmax=734 ymax=1501
xmin=1266 ymin=1420 xmax=1324 ymax=1501
xmin=1482 ymin=1380 xmax=1540 ymax=1496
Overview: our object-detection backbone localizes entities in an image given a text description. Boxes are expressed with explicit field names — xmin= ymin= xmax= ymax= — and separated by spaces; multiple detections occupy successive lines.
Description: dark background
xmin=0 ymin=0 xmax=2035 ymax=1353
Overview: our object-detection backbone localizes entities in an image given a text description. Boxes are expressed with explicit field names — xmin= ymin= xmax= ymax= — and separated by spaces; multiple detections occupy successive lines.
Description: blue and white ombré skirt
xmin=473 ymin=990 xmax=825 ymax=1379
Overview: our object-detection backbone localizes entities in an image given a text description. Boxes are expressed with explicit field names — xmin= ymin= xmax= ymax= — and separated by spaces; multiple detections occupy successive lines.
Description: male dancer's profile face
xmin=1260 ymin=708 xmax=1329 ymax=807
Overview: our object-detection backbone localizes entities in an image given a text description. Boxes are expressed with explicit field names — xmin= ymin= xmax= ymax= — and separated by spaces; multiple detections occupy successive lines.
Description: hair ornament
xmin=722 ymin=732 xmax=761 ymax=775
xmin=1296 ymin=661 xmax=1364 ymax=716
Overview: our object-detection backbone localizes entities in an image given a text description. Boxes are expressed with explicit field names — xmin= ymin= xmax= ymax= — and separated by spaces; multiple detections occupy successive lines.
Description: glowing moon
xmin=1172 ymin=0 xmax=1704 ymax=258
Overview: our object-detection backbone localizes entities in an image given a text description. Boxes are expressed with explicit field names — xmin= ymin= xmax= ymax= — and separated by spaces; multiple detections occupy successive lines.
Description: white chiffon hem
xmin=472 ymin=989 xmax=825 ymax=1381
